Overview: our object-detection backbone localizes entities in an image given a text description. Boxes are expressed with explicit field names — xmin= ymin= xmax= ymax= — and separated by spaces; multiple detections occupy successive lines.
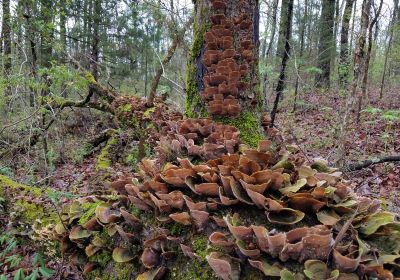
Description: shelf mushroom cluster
xmin=201 ymin=0 xmax=257 ymax=117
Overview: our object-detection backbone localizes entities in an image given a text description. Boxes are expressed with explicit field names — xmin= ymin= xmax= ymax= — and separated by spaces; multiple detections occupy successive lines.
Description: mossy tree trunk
xmin=186 ymin=0 xmax=262 ymax=142
xmin=338 ymin=0 xmax=355 ymax=88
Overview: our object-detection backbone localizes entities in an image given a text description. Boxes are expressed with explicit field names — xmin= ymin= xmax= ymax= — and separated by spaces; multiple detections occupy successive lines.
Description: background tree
xmin=2 ymin=0 xmax=12 ymax=98
xmin=339 ymin=0 xmax=355 ymax=87
xmin=315 ymin=0 xmax=335 ymax=88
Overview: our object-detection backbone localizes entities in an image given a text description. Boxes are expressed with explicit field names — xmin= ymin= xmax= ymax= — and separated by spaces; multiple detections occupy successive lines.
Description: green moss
xmin=167 ymin=254 xmax=218 ymax=280
xmin=85 ymin=71 xmax=97 ymax=84
xmin=167 ymin=222 xmax=191 ymax=236
xmin=116 ymin=103 xmax=133 ymax=114
xmin=185 ymin=8 xmax=211 ymax=118
xmin=0 ymin=175 xmax=42 ymax=197
xmin=114 ymin=263 xmax=135 ymax=279
xmin=78 ymin=201 xmax=102 ymax=225
xmin=14 ymin=200 xmax=44 ymax=223
xmin=214 ymin=112 xmax=263 ymax=147
xmin=96 ymin=136 xmax=118 ymax=170
xmin=128 ymin=206 xmax=156 ymax=227
xmin=87 ymin=250 xmax=137 ymax=280
xmin=125 ymin=144 xmax=151 ymax=169
xmin=129 ymin=205 xmax=141 ymax=217
xmin=192 ymin=235 xmax=208 ymax=259
xmin=89 ymin=249 xmax=112 ymax=268
xmin=143 ymin=107 xmax=156 ymax=117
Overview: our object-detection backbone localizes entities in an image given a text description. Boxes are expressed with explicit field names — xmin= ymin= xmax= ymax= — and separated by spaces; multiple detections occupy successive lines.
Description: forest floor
xmin=274 ymin=86 xmax=400 ymax=213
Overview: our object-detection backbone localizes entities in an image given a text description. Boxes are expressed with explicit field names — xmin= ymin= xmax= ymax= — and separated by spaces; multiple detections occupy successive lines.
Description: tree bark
xmin=60 ymin=1 xmax=67 ymax=58
xmin=186 ymin=0 xmax=261 ymax=123
xmin=315 ymin=0 xmax=335 ymax=88
xmin=349 ymin=0 xmax=357 ymax=53
xmin=359 ymin=0 xmax=383 ymax=117
xmin=90 ymin=0 xmax=101 ymax=85
xmin=276 ymin=0 xmax=290 ymax=59
xmin=293 ymin=0 xmax=307 ymax=112
xmin=379 ymin=0 xmax=398 ymax=98
xmin=2 ymin=0 xmax=12 ymax=97
xmin=336 ymin=0 xmax=371 ymax=166
xmin=265 ymin=0 xmax=279 ymax=58
xmin=355 ymin=0 xmax=377 ymax=122
xmin=332 ymin=0 xmax=340 ymax=73
xmin=271 ymin=0 xmax=294 ymax=126
xmin=339 ymin=0 xmax=355 ymax=88
xmin=346 ymin=154 xmax=400 ymax=171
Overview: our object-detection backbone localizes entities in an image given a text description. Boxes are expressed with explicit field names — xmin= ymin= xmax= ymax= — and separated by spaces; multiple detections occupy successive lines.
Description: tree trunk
xmin=380 ymin=0 xmax=399 ymax=98
xmin=261 ymin=0 xmax=279 ymax=103
xmin=186 ymin=0 xmax=261 ymax=126
xmin=315 ymin=0 xmax=335 ymax=88
xmin=60 ymin=1 xmax=67 ymax=58
xmin=349 ymin=0 xmax=357 ymax=53
xmin=266 ymin=0 xmax=279 ymax=57
xmin=332 ymin=0 xmax=340 ymax=73
xmin=339 ymin=0 xmax=355 ymax=88
xmin=2 ymin=0 xmax=12 ymax=97
xmin=293 ymin=0 xmax=307 ymax=112
xmin=359 ymin=0 xmax=383 ymax=115
xmin=336 ymin=0 xmax=371 ymax=165
xmin=39 ymin=0 xmax=54 ymax=175
xmin=91 ymin=0 xmax=101 ymax=83
xmin=276 ymin=0 xmax=290 ymax=60
xmin=354 ymin=0 xmax=372 ymax=122
xmin=271 ymin=0 xmax=294 ymax=126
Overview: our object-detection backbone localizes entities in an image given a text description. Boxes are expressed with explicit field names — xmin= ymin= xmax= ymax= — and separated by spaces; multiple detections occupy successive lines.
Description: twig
xmin=0 ymin=108 xmax=41 ymax=134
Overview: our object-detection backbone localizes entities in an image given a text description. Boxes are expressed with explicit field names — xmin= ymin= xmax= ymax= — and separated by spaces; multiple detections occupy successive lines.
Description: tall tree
xmin=339 ymin=0 xmax=355 ymax=87
xmin=337 ymin=0 xmax=371 ymax=164
xmin=359 ymin=0 xmax=383 ymax=113
xmin=40 ymin=0 xmax=53 ymax=69
xmin=271 ymin=0 xmax=294 ymax=125
xmin=2 ymin=0 xmax=12 ymax=97
xmin=59 ymin=0 xmax=67 ymax=58
xmin=315 ymin=0 xmax=335 ymax=88
xmin=276 ymin=0 xmax=290 ymax=59
xmin=186 ymin=0 xmax=262 ymax=139
xmin=91 ymin=0 xmax=102 ymax=84
xmin=380 ymin=0 xmax=399 ymax=98
xmin=293 ymin=0 xmax=307 ymax=112
xmin=39 ymin=0 xmax=54 ymax=173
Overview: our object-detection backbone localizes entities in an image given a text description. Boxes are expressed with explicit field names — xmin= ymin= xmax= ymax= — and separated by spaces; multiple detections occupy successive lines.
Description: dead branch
xmin=147 ymin=16 xmax=194 ymax=105
xmin=346 ymin=155 xmax=400 ymax=171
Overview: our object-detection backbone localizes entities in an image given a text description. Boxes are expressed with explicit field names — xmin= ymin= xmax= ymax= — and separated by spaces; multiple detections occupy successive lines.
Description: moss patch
xmin=167 ymin=254 xmax=218 ymax=280
xmin=192 ymin=234 xmax=208 ymax=259
xmin=87 ymin=251 xmax=137 ymax=280
xmin=0 ymin=175 xmax=42 ymax=197
xmin=78 ymin=201 xmax=103 ymax=225
xmin=14 ymin=200 xmax=44 ymax=223
xmin=214 ymin=112 xmax=264 ymax=147
xmin=96 ymin=136 xmax=118 ymax=170
xmin=143 ymin=107 xmax=156 ymax=117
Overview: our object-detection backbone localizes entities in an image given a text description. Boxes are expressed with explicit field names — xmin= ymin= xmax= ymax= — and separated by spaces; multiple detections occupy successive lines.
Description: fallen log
xmin=346 ymin=154 xmax=400 ymax=171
